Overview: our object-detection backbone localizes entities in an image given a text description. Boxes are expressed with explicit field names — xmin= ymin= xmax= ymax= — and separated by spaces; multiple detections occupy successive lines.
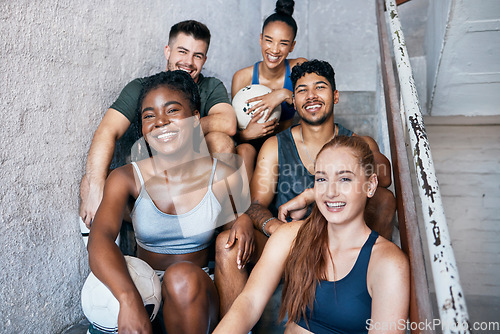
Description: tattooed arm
xmin=246 ymin=136 xmax=283 ymax=236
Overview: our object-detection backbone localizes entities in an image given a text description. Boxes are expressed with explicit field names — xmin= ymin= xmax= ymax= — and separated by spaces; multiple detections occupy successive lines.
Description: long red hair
xmin=279 ymin=135 xmax=376 ymax=325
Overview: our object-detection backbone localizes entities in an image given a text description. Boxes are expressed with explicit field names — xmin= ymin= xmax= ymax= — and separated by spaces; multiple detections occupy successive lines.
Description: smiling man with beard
xmin=80 ymin=20 xmax=237 ymax=228
xmin=215 ymin=59 xmax=396 ymax=318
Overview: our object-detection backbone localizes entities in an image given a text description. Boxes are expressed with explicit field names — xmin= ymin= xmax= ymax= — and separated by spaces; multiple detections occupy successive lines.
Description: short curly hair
xmin=138 ymin=70 xmax=200 ymax=112
xmin=136 ymin=70 xmax=201 ymax=138
xmin=290 ymin=59 xmax=336 ymax=92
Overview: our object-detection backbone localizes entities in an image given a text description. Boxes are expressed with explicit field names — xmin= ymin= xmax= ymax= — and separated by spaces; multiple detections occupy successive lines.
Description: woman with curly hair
xmin=87 ymin=70 xmax=251 ymax=333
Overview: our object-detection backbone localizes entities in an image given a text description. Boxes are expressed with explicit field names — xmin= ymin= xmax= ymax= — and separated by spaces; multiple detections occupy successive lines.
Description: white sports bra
xmin=130 ymin=159 xmax=221 ymax=254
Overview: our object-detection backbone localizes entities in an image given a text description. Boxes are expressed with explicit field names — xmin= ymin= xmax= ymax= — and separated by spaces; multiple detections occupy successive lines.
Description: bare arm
xmin=87 ymin=166 xmax=152 ymax=333
xmin=231 ymin=67 xmax=279 ymax=141
xmin=223 ymin=135 xmax=281 ymax=240
xmin=278 ymin=187 xmax=314 ymax=222
xmin=213 ymin=161 xmax=255 ymax=268
xmin=245 ymin=88 xmax=292 ymax=118
xmin=244 ymin=57 xmax=308 ymax=113
xmin=367 ymin=241 xmax=410 ymax=333
xmin=231 ymin=67 xmax=252 ymax=99
xmin=214 ymin=222 xmax=301 ymax=333
xmin=247 ymin=137 xmax=283 ymax=235
xmin=237 ymin=114 xmax=278 ymax=142
xmin=200 ymin=102 xmax=237 ymax=136
xmin=358 ymin=135 xmax=392 ymax=187
xmin=80 ymin=108 xmax=131 ymax=227
xmin=232 ymin=66 xmax=278 ymax=140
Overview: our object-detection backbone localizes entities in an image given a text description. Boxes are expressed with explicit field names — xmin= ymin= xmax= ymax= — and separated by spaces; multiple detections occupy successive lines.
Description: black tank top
xmin=269 ymin=123 xmax=353 ymax=217
xmin=297 ymin=230 xmax=379 ymax=334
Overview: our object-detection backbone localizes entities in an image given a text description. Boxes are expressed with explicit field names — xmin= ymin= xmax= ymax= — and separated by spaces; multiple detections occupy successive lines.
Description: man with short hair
xmin=215 ymin=59 xmax=396 ymax=316
xmin=80 ymin=20 xmax=237 ymax=227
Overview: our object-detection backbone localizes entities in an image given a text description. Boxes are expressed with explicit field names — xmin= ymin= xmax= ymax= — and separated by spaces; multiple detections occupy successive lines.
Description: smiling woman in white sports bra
xmin=87 ymin=70 xmax=252 ymax=333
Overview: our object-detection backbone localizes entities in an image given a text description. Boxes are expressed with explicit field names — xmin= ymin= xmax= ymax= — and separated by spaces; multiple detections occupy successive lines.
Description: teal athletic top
xmin=251 ymin=59 xmax=295 ymax=121
xmin=110 ymin=73 xmax=230 ymax=122
xmin=130 ymin=159 xmax=221 ymax=255
xmin=270 ymin=124 xmax=353 ymax=218
xmin=297 ymin=230 xmax=379 ymax=334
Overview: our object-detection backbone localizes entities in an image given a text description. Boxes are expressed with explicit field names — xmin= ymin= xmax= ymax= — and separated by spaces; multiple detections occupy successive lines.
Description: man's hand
xmin=278 ymin=187 xmax=314 ymax=222
xmin=79 ymin=174 xmax=104 ymax=229
xmin=79 ymin=108 xmax=131 ymax=228
xmin=224 ymin=215 xmax=255 ymax=269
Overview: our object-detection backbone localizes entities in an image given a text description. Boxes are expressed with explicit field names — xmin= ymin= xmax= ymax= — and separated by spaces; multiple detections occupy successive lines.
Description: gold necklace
xmin=300 ymin=124 xmax=336 ymax=164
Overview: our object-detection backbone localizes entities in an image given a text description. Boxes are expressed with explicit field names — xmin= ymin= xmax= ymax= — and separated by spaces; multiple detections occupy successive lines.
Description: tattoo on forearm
xmin=247 ymin=201 xmax=273 ymax=230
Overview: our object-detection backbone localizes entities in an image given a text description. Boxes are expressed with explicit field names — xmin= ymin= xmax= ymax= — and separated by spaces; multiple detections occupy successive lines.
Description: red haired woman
xmin=214 ymin=136 xmax=409 ymax=333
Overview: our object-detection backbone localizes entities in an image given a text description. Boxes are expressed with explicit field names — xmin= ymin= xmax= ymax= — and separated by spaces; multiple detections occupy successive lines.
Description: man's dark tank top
xmin=296 ymin=230 xmax=379 ymax=334
xmin=269 ymin=123 xmax=353 ymax=217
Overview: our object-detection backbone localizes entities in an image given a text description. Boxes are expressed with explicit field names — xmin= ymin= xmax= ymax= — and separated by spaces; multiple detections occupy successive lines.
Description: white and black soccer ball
xmin=81 ymin=256 xmax=162 ymax=333
xmin=232 ymin=84 xmax=282 ymax=130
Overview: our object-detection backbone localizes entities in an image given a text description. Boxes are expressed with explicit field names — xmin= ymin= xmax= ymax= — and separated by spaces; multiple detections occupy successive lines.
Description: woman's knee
xmin=162 ymin=262 xmax=207 ymax=305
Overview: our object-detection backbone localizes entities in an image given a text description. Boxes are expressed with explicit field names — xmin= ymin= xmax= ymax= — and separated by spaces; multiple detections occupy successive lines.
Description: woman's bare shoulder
xmin=101 ymin=163 xmax=139 ymax=199
xmin=274 ymin=220 xmax=304 ymax=240
xmin=232 ymin=66 xmax=254 ymax=89
xmin=234 ymin=64 xmax=254 ymax=77
xmin=370 ymin=236 xmax=409 ymax=275
xmin=108 ymin=164 xmax=135 ymax=183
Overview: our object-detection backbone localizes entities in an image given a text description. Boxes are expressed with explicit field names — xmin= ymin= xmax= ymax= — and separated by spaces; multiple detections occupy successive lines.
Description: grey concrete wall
xmin=295 ymin=0 xmax=380 ymax=92
xmin=0 ymin=1 xmax=384 ymax=332
xmin=428 ymin=0 xmax=500 ymax=116
xmin=0 ymin=1 xmax=169 ymax=332
xmin=396 ymin=0 xmax=429 ymax=113
xmin=414 ymin=117 xmax=500 ymax=299
xmin=424 ymin=0 xmax=452 ymax=110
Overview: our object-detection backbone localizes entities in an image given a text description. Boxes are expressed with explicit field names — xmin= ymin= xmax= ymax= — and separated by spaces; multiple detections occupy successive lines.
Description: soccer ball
xmin=81 ymin=256 xmax=162 ymax=333
xmin=232 ymin=84 xmax=281 ymax=130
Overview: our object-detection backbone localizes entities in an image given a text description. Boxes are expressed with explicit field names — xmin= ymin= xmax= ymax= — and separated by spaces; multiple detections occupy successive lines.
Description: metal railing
xmin=377 ymin=0 xmax=471 ymax=333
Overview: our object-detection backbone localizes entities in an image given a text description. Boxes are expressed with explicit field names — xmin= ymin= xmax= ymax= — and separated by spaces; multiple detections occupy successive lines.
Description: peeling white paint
xmin=385 ymin=0 xmax=471 ymax=333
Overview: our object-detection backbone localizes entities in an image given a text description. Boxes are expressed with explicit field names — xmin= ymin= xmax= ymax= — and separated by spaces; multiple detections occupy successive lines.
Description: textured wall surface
xmin=0 ymin=1 xmax=169 ymax=332
xmin=414 ymin=117 xmax=500 ymax=299
xmin=298 ymin=0 xmax=380 ymax=92
xmin=0 ymin=1 xmax=384 ymax=333
xmin=424 ymin=0 xmax=451 ymax=107
xmin=396 ymin=0 xmax=429 ymax=112
xmin=428 ymin=0 xmax=500 ymax=116
xmin=431 ymin=123 xmax=500 ymax=297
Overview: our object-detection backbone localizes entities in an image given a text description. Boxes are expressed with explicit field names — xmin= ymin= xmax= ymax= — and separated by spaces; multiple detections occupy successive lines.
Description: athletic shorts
xmin=155 ymin=266 xmax=213 ymax=282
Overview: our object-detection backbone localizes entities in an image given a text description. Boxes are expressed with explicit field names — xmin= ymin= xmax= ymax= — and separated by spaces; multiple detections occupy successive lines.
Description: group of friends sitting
xmin=80 ymin=0 xmax=410 ymax=333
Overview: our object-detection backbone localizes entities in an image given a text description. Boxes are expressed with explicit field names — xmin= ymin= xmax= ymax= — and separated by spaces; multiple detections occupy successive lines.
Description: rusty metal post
xmin=384 ymin=0 xmax=471 ymax=333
